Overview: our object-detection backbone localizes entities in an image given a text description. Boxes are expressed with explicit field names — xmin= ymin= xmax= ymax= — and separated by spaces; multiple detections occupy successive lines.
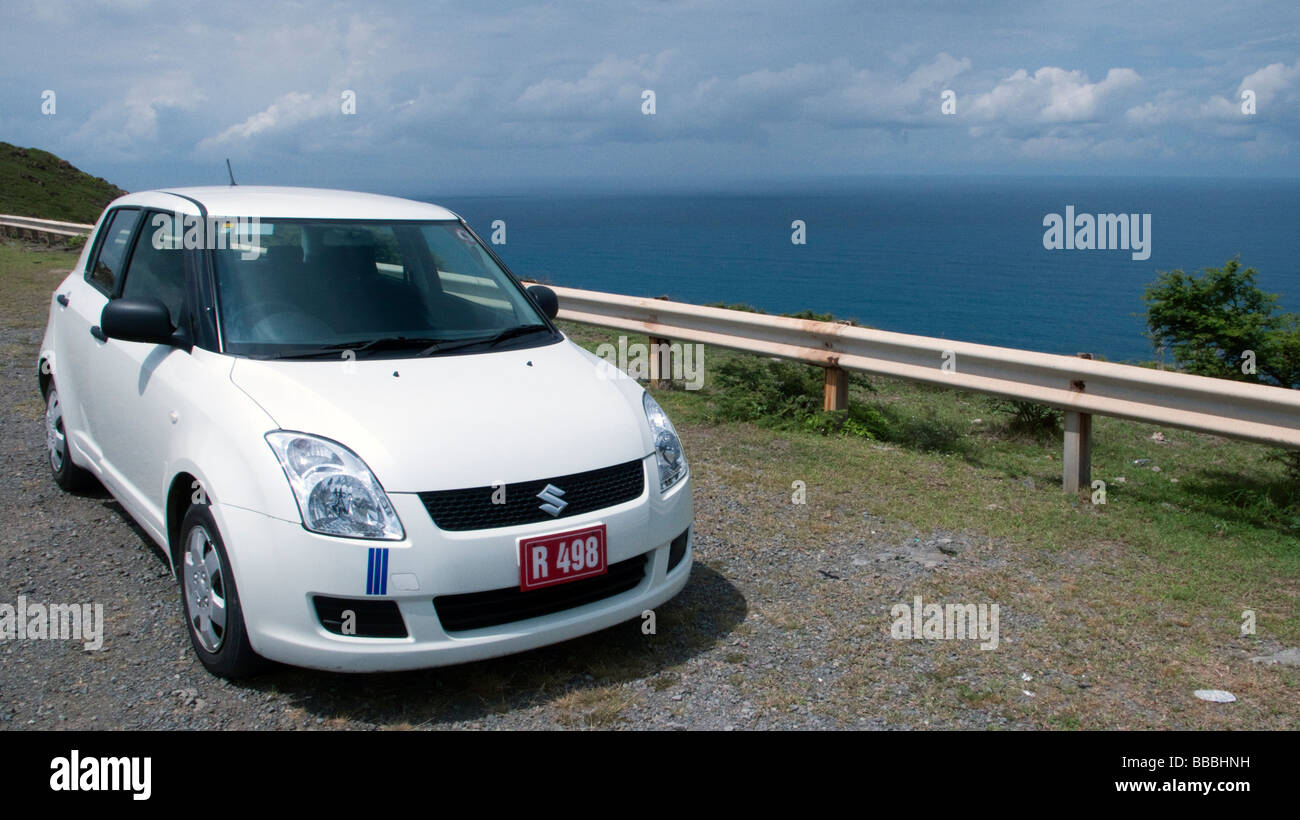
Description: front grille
xmin=434 ymin=553 xmax=648 ymax=632
xmin=313 ymin=596 xmax=408 ymax=638
xmin=418 ymin=459 xmax=644 ymax=531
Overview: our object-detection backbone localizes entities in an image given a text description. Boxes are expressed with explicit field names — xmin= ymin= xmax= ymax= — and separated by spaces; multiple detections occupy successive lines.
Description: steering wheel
xmin=228 ymin=301 xmax=335 ymax=342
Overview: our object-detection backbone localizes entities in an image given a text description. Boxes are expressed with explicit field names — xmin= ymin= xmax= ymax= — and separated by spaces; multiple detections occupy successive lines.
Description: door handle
xmin=56 ymin=293 xmax=69 ymax=307
xmin=90 ymin=326 xmax=107 ymax=342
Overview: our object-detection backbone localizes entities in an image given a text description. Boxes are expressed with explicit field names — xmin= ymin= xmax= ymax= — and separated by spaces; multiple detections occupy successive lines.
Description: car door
xmin=54 ymin=206 xmax=143 ymax=468
xmin=86 ymin=210 xmax=199 ymax=538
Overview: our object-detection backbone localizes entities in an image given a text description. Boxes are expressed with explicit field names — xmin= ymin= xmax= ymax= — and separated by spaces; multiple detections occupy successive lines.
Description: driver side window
xmin=87 ymin=208 xmax=141 ymax=294
xmin=120 ymin=214 xmax=188 ymax=328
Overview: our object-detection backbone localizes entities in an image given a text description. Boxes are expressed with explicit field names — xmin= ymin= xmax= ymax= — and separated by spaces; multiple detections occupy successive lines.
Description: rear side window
xmin=121 ymin=214 xmax=188 ymax=326
xmin=87 ymin=209 xmax=141 ymax=294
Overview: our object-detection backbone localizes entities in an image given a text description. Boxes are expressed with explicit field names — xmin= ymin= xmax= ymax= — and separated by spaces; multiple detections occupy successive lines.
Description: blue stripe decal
xmin=365 ymin=547 xmax=390 ymax=596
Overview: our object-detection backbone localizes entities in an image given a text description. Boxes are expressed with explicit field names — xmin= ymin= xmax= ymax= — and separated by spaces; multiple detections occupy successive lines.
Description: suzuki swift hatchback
xmin=38 ymin=186 xmax=693 ymax=677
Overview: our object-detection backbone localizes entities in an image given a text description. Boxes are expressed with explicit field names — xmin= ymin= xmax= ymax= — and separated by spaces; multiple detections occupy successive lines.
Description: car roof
xmin=106 ymin=186 xmax=460 ymax=221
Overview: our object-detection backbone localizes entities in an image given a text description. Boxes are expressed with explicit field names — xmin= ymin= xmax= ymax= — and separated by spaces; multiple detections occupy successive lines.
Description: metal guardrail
xmin=550 ymin=284 xmax=1300 ymax=492
xmin=10 ymin=212 xmax=1295 ymax=491
xmin=0 ymin=214 xmax=95 ymax=241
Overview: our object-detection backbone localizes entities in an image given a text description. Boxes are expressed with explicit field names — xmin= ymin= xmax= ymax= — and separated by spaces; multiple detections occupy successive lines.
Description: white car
xmin=38 ymin=186 xmax=692 ymax=677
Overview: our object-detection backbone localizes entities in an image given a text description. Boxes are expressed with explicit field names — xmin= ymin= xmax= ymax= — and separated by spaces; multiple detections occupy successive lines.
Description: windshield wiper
xmin=248 ymin=336 xmax=450 ymax=361
xmin=419 ymin=324 xmax=551 ymax=357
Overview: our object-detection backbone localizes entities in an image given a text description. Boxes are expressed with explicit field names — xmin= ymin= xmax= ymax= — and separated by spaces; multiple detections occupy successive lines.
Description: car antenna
xmin=225 ymin=158 xmax=238 ymax=186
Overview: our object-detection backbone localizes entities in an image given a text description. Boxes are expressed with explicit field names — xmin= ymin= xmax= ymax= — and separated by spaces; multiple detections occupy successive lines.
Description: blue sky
xmin=1 ymin=0 xmax=1297 ymax=194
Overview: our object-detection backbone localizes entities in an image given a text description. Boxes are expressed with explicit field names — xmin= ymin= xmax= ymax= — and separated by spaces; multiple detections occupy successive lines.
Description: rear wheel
xmin=178 ymin=504 xmax=265 ymax=678
xmin=45 ymin=386 xmax=92 ymax=491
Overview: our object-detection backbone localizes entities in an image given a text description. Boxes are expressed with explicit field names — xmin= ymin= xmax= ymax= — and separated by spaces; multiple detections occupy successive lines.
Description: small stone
xmin=1248 ymin=648 xmax=1300 ymax=667
xmin=1193 ymin=689 xmax=1236 ymax=703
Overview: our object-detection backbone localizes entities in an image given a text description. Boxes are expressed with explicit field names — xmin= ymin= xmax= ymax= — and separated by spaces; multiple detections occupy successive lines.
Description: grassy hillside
xmin=0 ymin=142 xmax=126 ymax=223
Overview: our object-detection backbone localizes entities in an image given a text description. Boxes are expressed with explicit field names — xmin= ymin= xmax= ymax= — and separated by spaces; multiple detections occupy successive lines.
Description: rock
xmin=1150 ymin=432 xmax=1166 ymax=442
xmin=1248 ymin=647 xmax=1300 ymax=667
xmin=936 ymin=539 xmax=964 ymax=556
xmin=1193 ymin=689 xmax=1236 ymax=703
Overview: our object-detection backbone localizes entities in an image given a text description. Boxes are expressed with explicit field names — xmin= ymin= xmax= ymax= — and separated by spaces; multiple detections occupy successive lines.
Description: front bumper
xmin=213 ymin=454 xmax=692 ymax=672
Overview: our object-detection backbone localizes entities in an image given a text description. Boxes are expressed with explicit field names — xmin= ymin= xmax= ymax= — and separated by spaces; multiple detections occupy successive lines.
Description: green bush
xmin=1145 ymin=259 xmax=1300 ymax=389
xmin=990 ymin=399 xmax=1063 ymax=438
xmin=708 ymin=357 xmax=824 ymax=423
xmin=704 ymin=355 xmax=964 ymax=452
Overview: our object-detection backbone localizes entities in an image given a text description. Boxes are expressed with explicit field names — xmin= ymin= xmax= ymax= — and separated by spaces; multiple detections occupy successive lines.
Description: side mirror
xmin=100 ymin=298 xmax=177 ymax=345
xmin=527 ymin=285 xmax=559 ymax=321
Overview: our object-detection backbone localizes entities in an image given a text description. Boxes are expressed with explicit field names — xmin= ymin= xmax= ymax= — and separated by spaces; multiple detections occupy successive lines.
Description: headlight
xmin=265 ymin=432 xmax=404 ymax=540
xmin=643 ymin=392 xmax=687 ymax=492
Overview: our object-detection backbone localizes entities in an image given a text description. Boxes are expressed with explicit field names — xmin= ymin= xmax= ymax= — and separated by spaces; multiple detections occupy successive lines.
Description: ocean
xmin=433 ymin=177 xmax=1300 ymax=363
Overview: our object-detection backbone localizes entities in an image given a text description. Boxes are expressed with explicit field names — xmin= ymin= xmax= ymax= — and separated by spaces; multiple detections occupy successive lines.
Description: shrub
xmin=991 ymin=399 xmax=1063 ymax=438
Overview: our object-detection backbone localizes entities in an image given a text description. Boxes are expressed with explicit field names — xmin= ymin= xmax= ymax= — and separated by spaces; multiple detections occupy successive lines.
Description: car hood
xmin=229 ymin=339 xmax=652 ymax=492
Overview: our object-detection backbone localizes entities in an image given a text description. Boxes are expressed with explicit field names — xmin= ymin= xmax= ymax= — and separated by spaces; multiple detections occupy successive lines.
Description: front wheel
xmin=45 ymin=386 xmax=93 ymax=491
xmin=178 ymin=504 xmax=265 ymax=678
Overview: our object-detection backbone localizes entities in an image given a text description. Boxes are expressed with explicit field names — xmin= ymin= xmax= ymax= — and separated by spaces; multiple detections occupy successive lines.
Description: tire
xmin=177 ymin=503 xmax=266 ymax=678
xmin=44 ymin=386 xmax=93 ymax=491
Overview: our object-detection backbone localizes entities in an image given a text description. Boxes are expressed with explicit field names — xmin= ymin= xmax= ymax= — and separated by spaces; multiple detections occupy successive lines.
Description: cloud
xmin=5 ymin=0 xmax=1298 ymax=186
xmin=1122 ymin=59 xmax=1300 ymax=141
xmin=1239 ymin=60 xmax=1300 ymax=105
xmin=967 ymin=66 xmax=1141 ymax=125
xmin=64 ymin=71 xmax=207 ymax=159
xmin=197 ymin=92 xmax=335 ymax=153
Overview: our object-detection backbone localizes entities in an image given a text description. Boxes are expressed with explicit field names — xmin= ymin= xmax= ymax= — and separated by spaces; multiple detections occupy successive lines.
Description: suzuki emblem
xmin=537 ymin=483 xmax=567 ymax=517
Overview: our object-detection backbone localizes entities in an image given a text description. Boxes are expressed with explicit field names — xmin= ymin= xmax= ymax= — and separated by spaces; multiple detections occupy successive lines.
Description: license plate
xmin=518 ymin=524 xmax=607 ymax=591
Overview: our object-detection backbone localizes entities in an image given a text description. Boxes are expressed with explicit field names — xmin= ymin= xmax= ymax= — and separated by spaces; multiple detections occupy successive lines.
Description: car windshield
xmin=212 ymin=219 xmax=553 ymax=358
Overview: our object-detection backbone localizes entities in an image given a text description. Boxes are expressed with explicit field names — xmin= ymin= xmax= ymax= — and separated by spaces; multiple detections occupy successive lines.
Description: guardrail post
xmin=824 ymin=366 xmax=849 ymax=411
xmin=1063 ymin=353 xmax=1093 ymax=493
xmin=1063 ymin=411 xmax=1092 ymax=493
xmin=648 ymin=336 xmax=672 ymax=389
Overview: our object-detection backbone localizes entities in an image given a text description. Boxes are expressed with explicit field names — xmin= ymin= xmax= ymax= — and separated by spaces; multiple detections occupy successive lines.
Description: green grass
xmin=561 ymin=320 xmax=1300 ymax=644
xmin=0 ymin=142 xmax=126 ymax=223
xmin=0 ymin=240 xmax=80 ymax=328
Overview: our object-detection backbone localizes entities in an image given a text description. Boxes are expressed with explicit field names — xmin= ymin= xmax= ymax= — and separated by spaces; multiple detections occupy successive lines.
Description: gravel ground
xmin=2 ymin=257 xmax=1294 ymax=730
xmin=0 ymin=302 xmax=994 ymax=729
